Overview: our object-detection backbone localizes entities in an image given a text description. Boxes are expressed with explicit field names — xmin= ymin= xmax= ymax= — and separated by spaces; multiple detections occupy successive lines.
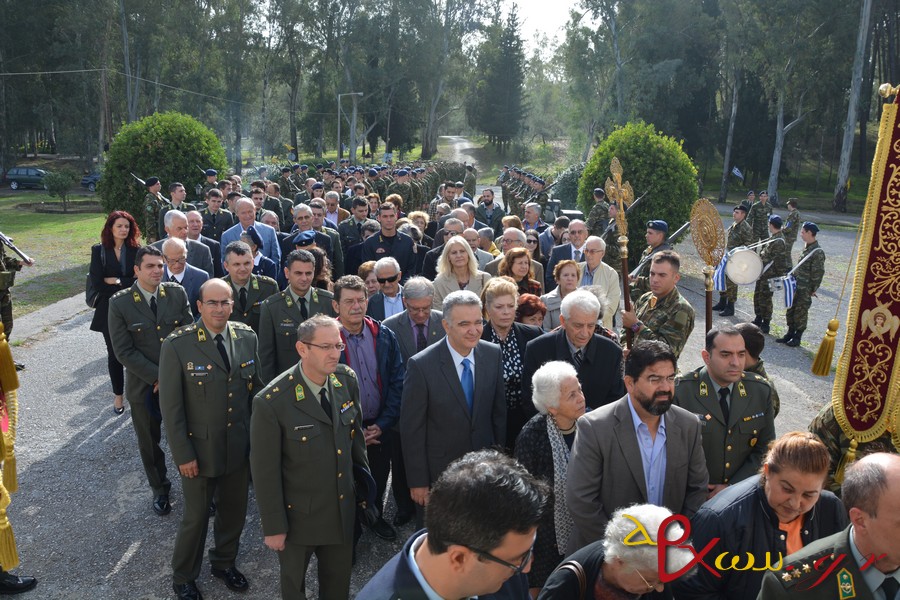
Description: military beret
xmin=292 ymin=164 xmax=301 ymax=170
xmin=747 ymin=190 xmax=755 ymax=196
xmin=312 ymin=182 xmax=324 ymax=190
xmin=258 ymin=166 xmax=268 ymax=172
xmin=398 ymin=169 xmax=409 ymax=176
xmin=593 ymin=187 xmax=605 ymax=196
xmin=292 ymin=230 xmax=316 ymax=247
xmin=300 ymin=164 xmax=308 ymax=170
xmin=145 ymin=177 xmax=160 ymax=187
xmin=503 ymin=164 xmax=509 ymax=169
xmin=281 ymin=167 xmax=291 ymax=173
xmin=647 ymin=220 xmax=669 ymax=233
xmin=802 ymin=221 xmax=819 ymax=234
xmin=768 ymin=215 xmax=783 ymax=227
xmin=734 ymin=201 xmax=751 ymax=213
xmin=243 ymin=225 xmax=264 ymax=250
xmin=367 ymin=168 xmax=378 ymax=177
xmin=205 ymin=169 xmax=218 ymax=177
xmin=379 ymin=166 xmax=388 ymax=171
xmin=455 ymin=181 xmax=464 ymax=187
xmin=328 ymin=160 xmax=336 ymax=166
xmin=315 ymin=163 xmax=324 ymax=170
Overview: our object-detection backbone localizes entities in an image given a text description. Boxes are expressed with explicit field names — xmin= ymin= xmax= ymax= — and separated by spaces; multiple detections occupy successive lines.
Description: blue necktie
xmin=461 ymin=358 xmax=474 ymax=413
xmin=582 ymin=270 xmax=594 ymax=286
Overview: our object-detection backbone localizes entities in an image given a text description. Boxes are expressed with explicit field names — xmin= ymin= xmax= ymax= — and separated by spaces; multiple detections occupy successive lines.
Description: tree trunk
xmin=767 ymin=93 xmax=786 ymax=199
xmin=118 ymin=0 xmax=135 ymax=123
xmin=610 ymin=11 xmax=625 ymax=124
xmin=718 ymin=72 xmax=741 ymax=203
xmin=834 ymin=0 xmax=873 ymax=212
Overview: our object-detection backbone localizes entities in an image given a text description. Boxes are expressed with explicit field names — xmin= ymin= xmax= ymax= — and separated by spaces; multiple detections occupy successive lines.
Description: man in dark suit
xmin=108 ymin=246 xmax=192 ymax=516
xmin=159 ymin=279 xmax=261 ymax=600
xmin=250 ymin=315 xmax=369 ymax=600
xmin=484 ymin=228 xmax=545 ymax=285
xmin=365 ymin=257 xmax=404 ymax=321
xmin=400 ymin=290 xmax=506 ymax=527
xmin=151 ymin=210 xmax=215 ymax=279
xmin=758 ymin=453 xmax=900 ymax=600
xmin=565 ymin=340 xmax=709 ymax=554
xmin=357 ymin=450 xmax=545 ymax=600
xmin=422 ymin=218 xmax=465 ymax=280
xmin=309 ymin=198 xmax=344 ymax=278
xmin=522 ymin=289 xmax=624 ymax=413
xmin=284 ymin=203 xmax=333 ymax=269
xmin=186 ymin=210 xmax=223 ymax=278
xmin=544 ymin=219 xmax=588 ymax=290
xmin=344 ymin=221 xmax=380 ymax=280
xmin=162 ymin=238 xmax=209 ymax=319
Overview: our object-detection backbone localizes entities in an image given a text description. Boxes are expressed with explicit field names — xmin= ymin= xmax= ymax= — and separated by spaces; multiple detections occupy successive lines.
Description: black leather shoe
xmin=786 ymin=333 xmax=803 ymax=347
xmin=711 ymin=297 xmax=726 ymax=311
xmin=0 ymin=571 xmax=37 ymax=594
xmin=393 ymin=511 xmax=414 ymax=527
xmin=718 ymin=302 xmax=735 ymax=317
xmin=208 ymin=500 xmax=217 ymax=518
xmin=211 ymin=567 xmax=249 ymax=592
xmin=370 ymin=517 xmax=397 ymax=541
xmin=153 ymin=495 xmax=171 ymax=516
xmin=760 ymin=320 xmax=770 ymax=334
xmin=114 ymin=405 xmax=125 ymax=415
xmin=173 ymin=581 xmax=203 ymax=600
xmin=776 ymin=329 xmax=795 ymax=343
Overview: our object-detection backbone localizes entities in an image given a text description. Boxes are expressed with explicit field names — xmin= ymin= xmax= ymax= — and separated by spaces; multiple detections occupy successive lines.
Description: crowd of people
xmin=75 ymin=159 xmax=873 ymax=600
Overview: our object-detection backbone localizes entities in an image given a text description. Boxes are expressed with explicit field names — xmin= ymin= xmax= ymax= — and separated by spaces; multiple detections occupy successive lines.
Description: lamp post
xmin=337 ymin=92 xmax=364 ymax=161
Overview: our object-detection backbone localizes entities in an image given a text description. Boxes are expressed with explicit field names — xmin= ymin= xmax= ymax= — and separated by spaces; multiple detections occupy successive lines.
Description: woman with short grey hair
xmin=514 ymin=361 xmax=586 ymax=594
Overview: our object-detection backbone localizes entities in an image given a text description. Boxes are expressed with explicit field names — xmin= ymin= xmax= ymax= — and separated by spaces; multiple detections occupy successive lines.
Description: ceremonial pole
xmin=690 ymin=198 xmax=726 ymax=335
xmin=606 ymin=158 xmax=635 ymax=348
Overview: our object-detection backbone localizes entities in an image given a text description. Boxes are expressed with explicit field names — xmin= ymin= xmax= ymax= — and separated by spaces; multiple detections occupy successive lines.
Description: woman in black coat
xmin=89 ymin=211 xmax=141 ymax=414
xmin=479 ymin=277 xmax=543 ymax=448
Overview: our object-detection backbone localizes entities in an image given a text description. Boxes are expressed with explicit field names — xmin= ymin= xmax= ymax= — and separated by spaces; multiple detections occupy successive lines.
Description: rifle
xmin=628 ymin=220 xmax=691 ymax=279
xmin=0 ymin=232 xmax=34 ymax=265
xmin=130 ymin=173 xmax=171 ymax=206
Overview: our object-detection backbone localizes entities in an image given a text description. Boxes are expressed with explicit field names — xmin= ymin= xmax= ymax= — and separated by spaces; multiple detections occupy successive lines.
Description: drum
xmin=725 ymin=248 xmax=763 ymax=285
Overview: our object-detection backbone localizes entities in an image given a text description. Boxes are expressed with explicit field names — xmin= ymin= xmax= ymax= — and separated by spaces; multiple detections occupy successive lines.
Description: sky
xmin=514 ymin=0 xmax=581 ymax=51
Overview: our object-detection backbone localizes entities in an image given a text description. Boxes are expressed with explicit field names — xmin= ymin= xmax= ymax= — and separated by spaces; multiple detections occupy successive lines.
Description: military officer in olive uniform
xmin=199 ymin=189 xmax=234 ymax=242
xmin=752 ymin=215 xmax=792 ymax=333
xmin=621 ymin=251 xmax=695 ymax=360
xmin=108 ymin=246 xmax=192 ymax=515
xmin=250 ymin=314 xmax=369 ymax=600
xmin=758 ymin=453 xmax=900 ymax=600
xmin=258 ymin=249 xmax=335 ymax=383
xmin=713 ymin=201 xmax=753 ymax=317
xmin=674 ymin=326 xmax=775 ymax=498
xmin=778 ymin=222 xmax=826 ymax=347
xmin=222 ymin=241 xmax=278 ymax=334
xmin=160 ymin=279 xmax=261 ymax=600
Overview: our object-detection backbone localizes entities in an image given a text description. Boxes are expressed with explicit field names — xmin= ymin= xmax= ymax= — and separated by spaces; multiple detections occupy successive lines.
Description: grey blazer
xmin=565 ymin=395 xmax=709 ymax=554
xmin=382 ymin=309 xmax=445 ymax=364
xmin=400 ymin=339 xmax=506 ymax=488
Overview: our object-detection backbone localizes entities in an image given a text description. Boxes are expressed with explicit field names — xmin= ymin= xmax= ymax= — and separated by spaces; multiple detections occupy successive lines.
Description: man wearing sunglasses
xmin=358 ymin=449 xmax=547 ymax=600
xmin=366 ymin=257 xmax=404 ymax=321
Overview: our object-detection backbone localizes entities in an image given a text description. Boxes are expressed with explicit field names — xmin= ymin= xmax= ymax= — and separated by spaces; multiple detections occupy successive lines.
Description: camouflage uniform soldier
xmin=386 ymin=170 xmax=411 ymax=208
xmin=778 ymin=222 xmax=825 ymax=347
xmin=600 ymin=205 xmax=621 ymax=278
xmin=621 ymin=250 xmax=695 ymax=360
xmin=0 ymin=240 xmax=31 ymax=340
xmin=747 ymin=190 xmax=772 ymax=243
xmin=585 ymin=188 xmax=611 ymax=236
xmin=783 ymin=198 xmax=801 ymax=252
xmin=751 ymin=215 xmax=792 ymax=333
xmin=496 ymin=166 xmax=510 ymax=207
xmin=200 ymin=169 xmax=218 ymax=200
xmin=630 ymin=220 xmax=672 ymax=302
xmin=463 ymin=164 xmax=477 ymax=199
xmin=143 ymin=177 xmax=166 ymax=244
xmin=714 ymin=201 xmax=753 ymax=316
xmin=276 ymin=167 xmax=296 ymax=198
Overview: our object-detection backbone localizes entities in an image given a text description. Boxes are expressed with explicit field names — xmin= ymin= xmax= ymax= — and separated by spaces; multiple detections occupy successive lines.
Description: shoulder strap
xmin=555 ymin=560 xmax=586 ymax=600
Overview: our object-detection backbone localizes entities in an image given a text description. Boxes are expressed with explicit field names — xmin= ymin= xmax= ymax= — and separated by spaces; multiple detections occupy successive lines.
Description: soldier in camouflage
xmin=714 ymin=201 xmax=753 ymax=317
xmin=143 ymin=177 xmax=166 ymax=244
xmin=621 ymin=250 xmax=695 ymax=360
xmin=747 ymin=190 xmax=773 ymax=243
xmin=585 ymin=188 xmax=611 ymax=237
xmin=751 ymin=215 xmax=792 ymax=333
xmin=199 ymin=169 xmax=218 ymax=201
xmin=778 ymin=222 xmax=825 ymax=347
xmin=0 ymin=238 xmax=32 ymax=342
xmin=783 ymin=198 xmax=802 ymax=252
xmin=600 ymin=204 xmax=622 ymax=278
xmin=463 ymin=164 xmax=477 ymax=199
xmin=629 ymin=220 xmax=673 ymax=302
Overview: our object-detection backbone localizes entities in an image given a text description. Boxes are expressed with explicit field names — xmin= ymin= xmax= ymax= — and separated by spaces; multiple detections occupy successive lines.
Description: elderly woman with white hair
xmin=514 ymin=361 xmax=586 ymax=595
xmin=431 ymin=235 xmax=491 ymax=309
xmin=538 ymin=503 xmax=696 ymax=599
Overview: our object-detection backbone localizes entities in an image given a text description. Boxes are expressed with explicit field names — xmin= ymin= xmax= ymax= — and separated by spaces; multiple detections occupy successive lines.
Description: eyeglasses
xmin=444 ymin=230 xmax=461 ymax=237
xmin=164 ymin=257 xmax=187 ymax=265
xmin=202 ymin=300 xmax=234 ymax=308
xmin=449 ymin=541 xmax=535 ymax=574
xmin=525 ymin=239 xmax=538 ymax=244
xmin=377 ymin=274 xmax=400 ymax=284
xmin=634 ymin=569 xmax=660 ymax=591
xmin=304 ymin=342 xmax=346 ymax=352
xmin=645 ymin=375 xmax=677 ymax=385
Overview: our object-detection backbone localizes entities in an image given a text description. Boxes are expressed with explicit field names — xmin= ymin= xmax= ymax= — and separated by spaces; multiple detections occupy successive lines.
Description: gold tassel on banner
xmin=834 ymin=438 xmax=859 ymax=485
xmin=0 ymin=330 xmax=18 ymax=394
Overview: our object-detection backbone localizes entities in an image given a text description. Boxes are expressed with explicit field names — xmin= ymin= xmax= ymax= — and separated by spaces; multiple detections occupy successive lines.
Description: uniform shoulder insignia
xmin=230 ymin=321 xmax=253 ymax=331
xmin=160 ymin=281 xmax=181 ymax=289
xmin=740 ymin=371 xmax=771 ymax=388
xmin=111 ymin=288 xmax=130 ymax=300
xmin=334 ymin=364 xmax=358 ymax=380
xmin=316 ymin=288 xmax=334 ymax=299
xmin=257 ymin=275 xmax=277 ymax=287
xmin=167 ymin=324 xmax=196 ymax=339
xmin=776 ymin=547 xmax=836 ymax=590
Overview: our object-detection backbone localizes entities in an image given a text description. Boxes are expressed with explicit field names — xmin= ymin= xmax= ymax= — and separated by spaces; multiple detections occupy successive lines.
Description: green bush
xmin=44 ymin=168 xmax=79 ymax=212
xmin=578 ymin=122 xmax=698 ymax=267
xmin=552 ymin=162 xmax=585 ymax=210
xmin=98 ymin=112 xmax=227 ymax=241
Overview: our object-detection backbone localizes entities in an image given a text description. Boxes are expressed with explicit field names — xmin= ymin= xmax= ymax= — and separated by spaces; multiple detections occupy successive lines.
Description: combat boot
xmin=776 ymin=329 xmax=795 ymax=343
xmin=711 ymin=296 xmax=726 ymax=311
xmin=786 ymin=331 xmax=803 ymax=347
xmin=752 ymin=315 xmax=764 ymax=327
xmin=760 ymin=320 xmax=770 ymax=334
xmin=719 ymin=301 xmax=735 ymax=317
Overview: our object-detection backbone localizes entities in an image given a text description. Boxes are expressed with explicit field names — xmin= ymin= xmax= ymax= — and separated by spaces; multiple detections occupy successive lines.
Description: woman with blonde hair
xmin=500 ymin=247 xmax=543 ymax=296
xmin=432 ymin=235 xmax=490 ymax=309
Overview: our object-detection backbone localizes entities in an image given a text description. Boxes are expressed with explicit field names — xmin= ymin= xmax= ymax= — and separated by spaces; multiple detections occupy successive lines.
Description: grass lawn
xmin=0 ymin=193 xmax=105 ymax=318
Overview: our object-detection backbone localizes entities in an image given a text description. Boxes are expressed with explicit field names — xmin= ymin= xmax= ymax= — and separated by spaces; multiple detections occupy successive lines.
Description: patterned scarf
xmin=546 ymin=416 xmax=574 ymax=552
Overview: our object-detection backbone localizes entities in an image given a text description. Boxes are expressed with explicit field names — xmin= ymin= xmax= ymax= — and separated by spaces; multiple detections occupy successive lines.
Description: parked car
xmin=81 ymin=172 xmax=101 ymax=192
xmin=4 ymin=167 xmax=48 ymax=190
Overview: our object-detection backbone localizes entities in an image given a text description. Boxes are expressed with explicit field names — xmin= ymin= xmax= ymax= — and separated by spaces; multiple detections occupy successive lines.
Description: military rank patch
xmin=197 ymin=328 xmax=207 ymax=342
xmin=251 ymin=278 xmax=259 ymax=290
xmin=738 ymin=381 xmax=747 ymax=397
xmin=133 ymin=291 xmax=142 ymax=303
xmin=330 ymin=373 xmax=343 ymax=388
xmin=240 ymin=359 xmax=255 ymax=368
xmin=340 ymin=399 xmax=354 ymax=414
xmin=295 ymin=385 xmax=305 ymax=402
xmin=837 ymin=568 xmax=855 ymax=600
xmin=700 ymin=381 xmax=708 ymax=397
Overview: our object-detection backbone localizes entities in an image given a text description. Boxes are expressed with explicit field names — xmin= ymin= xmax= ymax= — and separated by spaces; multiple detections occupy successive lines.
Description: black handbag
xmin=85 ymin=245 xmax=106 ymax=308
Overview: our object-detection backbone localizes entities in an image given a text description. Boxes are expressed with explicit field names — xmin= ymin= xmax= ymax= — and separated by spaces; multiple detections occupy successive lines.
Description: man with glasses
xmin=579 ymin=236 xmax=620 ymax=330
xmin=331 ymin=276 xmax=405 ymax=543
xmin=358 ymin=449 xmax=547 ymax=599
xmin=484 ymin=228 xmax=545 ymax=286
xmin=422 ymin=217 xmax=465 ymax=280
xmin=366 ymin=257 xmax=404 ymax=321
xmin=258 ymin=250 xmax=335 ymax=383
xmin=161 ymin=238 xmax=209 ymax=319
xmin=160 ymin=279 xmax=261 ymax=600
xmin=545 ymin=219 xmax=589 ymax=291
xmin=151 ymin=209 xmax=215 ymax=278
xmin=109 ymin=246 xmax=192 ymax=518
xmin=674 ymin=325 xmax=774 ymax=499
xmin=565 ymin=340 xmax=708 ymax=553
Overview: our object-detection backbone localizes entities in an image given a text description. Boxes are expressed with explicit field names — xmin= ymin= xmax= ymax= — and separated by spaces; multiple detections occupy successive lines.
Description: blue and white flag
xmin=731 ymin=166 xmax=744 ymax=181
xmin=782 ymin=275 xmax=797 ymax=308
xmin=713 ymin=254 xmax=729 ymax=292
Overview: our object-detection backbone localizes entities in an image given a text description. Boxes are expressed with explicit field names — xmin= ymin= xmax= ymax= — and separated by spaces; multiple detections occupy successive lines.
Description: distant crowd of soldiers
xmin=496 ymin=165 xmax=551 ymax=217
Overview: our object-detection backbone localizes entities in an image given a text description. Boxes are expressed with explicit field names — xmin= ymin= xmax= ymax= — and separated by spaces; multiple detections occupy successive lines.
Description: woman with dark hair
xmin=480 ymin=277 xmax=544 ymax=448
xmin=674 ymin=431 xmax=848 ymax=600
xmin=499 ymin=247 xmax=543 ymax=296
xmin=525 ymin=229 xmax=547 ymax=271
xmin=367 ymin=193 xmax=381 ymax=218
xmin=308 ymin=246 xmax=333 ymax=292
xmin=89 ymin=210 xmax=142 ymax=415
xmin=516 ymin=293 xmax=547 ymax=327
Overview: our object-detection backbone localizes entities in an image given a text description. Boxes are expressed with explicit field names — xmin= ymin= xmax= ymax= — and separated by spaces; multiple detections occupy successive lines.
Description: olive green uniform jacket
xmin=674 ymin=366 xmax=775 ymax=485
xmin=222 ymin=274 xmax=278 ymax=335
xmin=258 ymin=288 xmax=335 ymax=383
xmin=250 ymin=363 xmax=368 ymax=545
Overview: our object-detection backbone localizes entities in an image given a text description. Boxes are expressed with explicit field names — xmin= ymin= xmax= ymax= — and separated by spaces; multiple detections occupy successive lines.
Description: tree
xmin=45 ymin=169 xmax=79 ymax=213
xmin=577 ymin=122 xmax=698 ymax=267
xmin=97 ymin=112 xmax=227 ymax=238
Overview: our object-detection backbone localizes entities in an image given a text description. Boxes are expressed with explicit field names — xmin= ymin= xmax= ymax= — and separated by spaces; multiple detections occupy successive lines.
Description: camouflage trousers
xmin=786 ymin=288 xmax=812 ymax=332
xmin=0 ymin=288 xmax=11 ymax=338
xmin=753 ymin=277 xmax=774 ymax=320
xmin=724 ymin=279 xmax=739 ymax=303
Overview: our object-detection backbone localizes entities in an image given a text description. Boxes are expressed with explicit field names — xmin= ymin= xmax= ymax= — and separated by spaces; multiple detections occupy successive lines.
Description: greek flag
xmin=713 ymin=254 xmax=729 ymax=292
xmin=731 ymin=166 xmax=744 ymax=181
xmin=783 ymin=275 xmax=797 ymax=308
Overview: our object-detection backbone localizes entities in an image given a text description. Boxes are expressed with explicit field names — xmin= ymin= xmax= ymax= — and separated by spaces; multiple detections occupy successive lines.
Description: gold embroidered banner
xmin=832 ymin=88 xmax=900 ymax=445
